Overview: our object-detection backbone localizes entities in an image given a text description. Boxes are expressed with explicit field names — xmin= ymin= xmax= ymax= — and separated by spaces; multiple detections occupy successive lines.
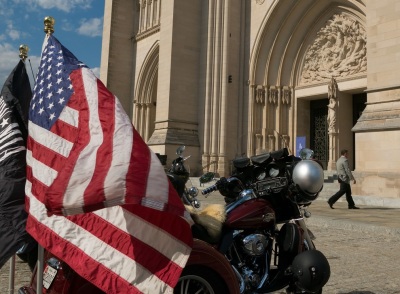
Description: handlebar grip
xmin=201 ymin=185 xmax=217 ymax=195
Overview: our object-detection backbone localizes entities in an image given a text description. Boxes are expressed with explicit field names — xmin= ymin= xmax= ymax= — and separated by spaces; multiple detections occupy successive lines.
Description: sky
xmin=0 ymin=0 xmax=105 ymax=89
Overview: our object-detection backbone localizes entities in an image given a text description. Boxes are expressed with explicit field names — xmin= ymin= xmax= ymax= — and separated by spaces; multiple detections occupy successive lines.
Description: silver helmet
xmin=292 ymin=160 xmax=324 ymax=203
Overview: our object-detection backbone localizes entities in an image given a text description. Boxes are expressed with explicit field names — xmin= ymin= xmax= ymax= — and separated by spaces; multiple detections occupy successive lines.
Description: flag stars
xmin=56 ymin=69 xmax=62 ymax=76
xmin=47 ymin=83 xmax=53 ymax=90
xmin=39 ymin=98 xmax=43 ymax=104
xmin=49 ymin=113 xmax=56 ymax=120
xmin=47 ymin=92 xmax=53 ymax=99
xmin=46 ymin=73 xmax=52 ymax=80
xmin=57 ymin=88 xmax=64 ymax=95
xmin=56 ymin=62 xmax=62 ymax=67
xmin=56 ymin=78 xmax=62 ymax=84
xmin=48 ymin=102 xmax=54 ymax=110
xmin=47 ymin=65 xmax=52 ymax=71
xmin=58 ymin=97 xmax=65 ymax=104
xmin=1 ymin=118 xmax=9 ymax=128
xmin=38 ymin=107 xmax=44 ymax=115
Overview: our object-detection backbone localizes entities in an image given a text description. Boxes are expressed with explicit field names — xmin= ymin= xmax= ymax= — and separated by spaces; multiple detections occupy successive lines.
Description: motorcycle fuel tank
xmin=225 ymin=198 xmax=275 ymax=229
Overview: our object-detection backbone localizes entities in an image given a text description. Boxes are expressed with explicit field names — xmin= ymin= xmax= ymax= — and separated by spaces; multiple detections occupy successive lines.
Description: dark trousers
xmin=328 ymin=181 xmax=356 ymax=208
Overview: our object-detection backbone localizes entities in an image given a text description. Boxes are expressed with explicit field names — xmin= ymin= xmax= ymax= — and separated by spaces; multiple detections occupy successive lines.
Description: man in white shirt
xmin=328 ymin=149 xmax=359 ymax=209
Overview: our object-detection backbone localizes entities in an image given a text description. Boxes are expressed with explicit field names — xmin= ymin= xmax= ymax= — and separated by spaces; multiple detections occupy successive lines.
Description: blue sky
xmin=0 ymin=0 xmax=105 ymax=89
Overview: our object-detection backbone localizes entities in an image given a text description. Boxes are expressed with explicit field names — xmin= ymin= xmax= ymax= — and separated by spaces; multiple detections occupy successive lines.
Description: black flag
xmin=0 ymin=60 xmax=33 ymax=269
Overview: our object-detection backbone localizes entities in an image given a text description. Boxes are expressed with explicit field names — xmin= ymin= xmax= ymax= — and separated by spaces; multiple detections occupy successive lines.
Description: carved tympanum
xmin=300 ymin=14 xmax=366 ymax=84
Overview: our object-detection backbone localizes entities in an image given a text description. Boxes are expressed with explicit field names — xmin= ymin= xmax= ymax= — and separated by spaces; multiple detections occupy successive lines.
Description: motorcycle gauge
xmin=267 ymin=163 xmax=280 ymax=177
xmin=254 ymin=167 xmax=266 ymax=180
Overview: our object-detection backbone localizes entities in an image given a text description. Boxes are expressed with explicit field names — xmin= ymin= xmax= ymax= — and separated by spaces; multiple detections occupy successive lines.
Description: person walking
xmin=328 ymin=149 xmax=360 ymax=209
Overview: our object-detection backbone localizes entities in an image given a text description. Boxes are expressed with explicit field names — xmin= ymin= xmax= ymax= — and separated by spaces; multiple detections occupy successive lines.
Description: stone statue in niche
xmin=300 ymin=14 xmax=367 ymax=84
xmin=327 ymin=77 xmax=338 ymax=132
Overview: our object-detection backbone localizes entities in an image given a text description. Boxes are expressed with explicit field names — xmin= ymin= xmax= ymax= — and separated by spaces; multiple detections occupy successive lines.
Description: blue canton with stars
xmin=30 ymin=35 xmax=87 ymax=130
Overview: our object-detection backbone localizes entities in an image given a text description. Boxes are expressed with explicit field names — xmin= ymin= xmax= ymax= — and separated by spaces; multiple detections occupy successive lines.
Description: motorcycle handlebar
xmin=201 ymin=184 xmax=218 ymax=195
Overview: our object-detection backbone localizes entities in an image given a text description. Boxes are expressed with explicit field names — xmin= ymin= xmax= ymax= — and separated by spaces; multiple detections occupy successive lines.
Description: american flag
xmin=26 ymin=34 xmax=192 ymax=293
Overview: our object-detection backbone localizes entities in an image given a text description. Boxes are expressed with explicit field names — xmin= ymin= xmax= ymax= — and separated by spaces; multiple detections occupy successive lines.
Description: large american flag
xmin=26 ymin=34 xmax=192 ymax=293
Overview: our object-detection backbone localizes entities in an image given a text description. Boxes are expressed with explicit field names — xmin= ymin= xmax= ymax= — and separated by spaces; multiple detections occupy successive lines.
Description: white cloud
xmin=0 ymin=42 xmax=41 ymax=90
xmin=8 ymin=23 xmax=21 ymax=40
xmin=14 ymin=0 xmax=93 ymax=12
xmin=77 ymin=17 xmax=103 ymax=37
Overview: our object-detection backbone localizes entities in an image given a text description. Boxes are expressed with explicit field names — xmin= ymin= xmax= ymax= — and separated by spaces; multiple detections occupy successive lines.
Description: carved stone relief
xmin=300 ymin=14 xmax=367 ymax=84
xmin=268 ymin=86 xmax=278 ymax=104
xmin=282 ymin=86 xmax=291 ymax=105
xmin=256 ymin=85 xmax=265 ymax=104
xmin=327 ymin=77 xmax=338 ymax=132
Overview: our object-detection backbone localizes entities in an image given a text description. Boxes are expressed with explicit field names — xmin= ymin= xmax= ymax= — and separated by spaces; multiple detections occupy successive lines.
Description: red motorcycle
xmin=187 ymin=148 xmax=330 ymax=293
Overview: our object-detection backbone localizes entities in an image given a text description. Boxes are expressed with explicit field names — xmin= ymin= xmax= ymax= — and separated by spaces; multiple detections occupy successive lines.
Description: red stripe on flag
xmin=26 ymin=166 xmax=48 ymax=204
xmin=125 ymin=129 xmax=151 ymax=200
xmin=50 ymin=118 xmax=78 ymax=143
xmin=82 ymin=78 xmax=116 ymax=205
xmin=27 ymin=136 xmax=67 ymax=173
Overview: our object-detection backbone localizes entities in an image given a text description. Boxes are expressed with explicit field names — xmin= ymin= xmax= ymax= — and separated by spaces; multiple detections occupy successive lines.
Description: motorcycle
xmin=166 ymin=145 xmax=201 ymax=208
xmin=183 ymin=148 xmax=330 ymax=293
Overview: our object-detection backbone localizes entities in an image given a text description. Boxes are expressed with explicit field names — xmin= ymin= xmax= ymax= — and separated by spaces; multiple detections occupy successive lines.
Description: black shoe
xmin=327 ymin=201 xmax=334 ymax=209
xmin=349 ymin=206 xmax=360 ymax=209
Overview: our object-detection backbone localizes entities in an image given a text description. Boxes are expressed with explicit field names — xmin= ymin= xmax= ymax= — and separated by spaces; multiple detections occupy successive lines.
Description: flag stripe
xmin=28 ymin=122 xmax=73 ymax=158
xmin=60 ymin=69 xmax=103 ymax=208
xmin=58 ymin=105 xmax=79 ymax=128
xmin=103 ymin=97 xmax=132 ymax=200
xmin=82 ymin=73 xmax=114 ymax=204
xmin=26 ymin=149 xmax=57 ymax=187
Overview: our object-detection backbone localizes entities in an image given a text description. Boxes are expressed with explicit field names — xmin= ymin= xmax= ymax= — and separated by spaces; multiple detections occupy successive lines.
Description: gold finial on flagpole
xmin=44 ymin=16 xmax=55 ymax=34
xmin=19 ymin=44 xmax=29 ymax=61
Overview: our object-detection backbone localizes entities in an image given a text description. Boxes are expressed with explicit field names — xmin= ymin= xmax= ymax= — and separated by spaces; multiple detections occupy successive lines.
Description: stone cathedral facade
xmin=100 ymin=0 xmax=400 ymax=205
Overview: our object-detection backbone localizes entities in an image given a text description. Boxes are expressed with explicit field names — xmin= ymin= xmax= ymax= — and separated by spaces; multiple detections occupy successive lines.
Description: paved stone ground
xmin=2 ymin=195 xmax=400 ymax=293
xmin=0 ymin=256 xmax=32 ymax=293
xmin=273 ymin=225 xmax=400 ymax=294
xmin=2 ymin=224 xmax=399 ymax=293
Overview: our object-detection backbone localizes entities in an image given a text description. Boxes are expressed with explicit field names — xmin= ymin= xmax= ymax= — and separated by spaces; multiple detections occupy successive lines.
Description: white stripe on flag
xmin=103 ymin=97 xmax=133 ymax=201
xmin=94 ymin=207 xmax=191 ymax=267
xmin=145 ymin=151 xmax=170 ymax=202
xmin=58 ymin=106 xmax=79 ymax=128
xmin=27 ymin=150 xmax=58 ymax=187
xmin=29 ymin=122 xmax=73 ymax=158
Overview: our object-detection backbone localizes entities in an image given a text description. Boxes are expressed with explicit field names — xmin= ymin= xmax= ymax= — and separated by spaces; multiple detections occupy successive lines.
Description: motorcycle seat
xmin=233 ymin=157 xmax=250 ymax=168
xmin=251 ymin=153 xmax=271 ymax=165
xmin=191 ymin=224 xmax=220 ymax=244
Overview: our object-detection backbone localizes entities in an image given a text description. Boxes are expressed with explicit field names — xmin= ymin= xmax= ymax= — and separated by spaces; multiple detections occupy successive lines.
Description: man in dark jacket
xmin=328 ymin=149 xmax=360 ymax=209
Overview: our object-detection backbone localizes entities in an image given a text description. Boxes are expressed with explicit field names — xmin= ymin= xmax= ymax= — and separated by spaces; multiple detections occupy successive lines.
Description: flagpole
xmin=8 ymin=256 xmax=15 ymax=294
xmin=35 ymin=16 xmax=55 ymax=294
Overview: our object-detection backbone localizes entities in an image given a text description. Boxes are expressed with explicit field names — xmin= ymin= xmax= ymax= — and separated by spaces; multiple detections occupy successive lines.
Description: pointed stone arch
xmin=247 ymin=0 xmax=366 ymax=157
xmin=134 ymin=41 xmax=159 ymax=142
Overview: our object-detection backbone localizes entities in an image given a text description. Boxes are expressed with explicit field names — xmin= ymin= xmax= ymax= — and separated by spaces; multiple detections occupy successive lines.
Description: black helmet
xmin=291 ymin=250 xmax=330 ymax=292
